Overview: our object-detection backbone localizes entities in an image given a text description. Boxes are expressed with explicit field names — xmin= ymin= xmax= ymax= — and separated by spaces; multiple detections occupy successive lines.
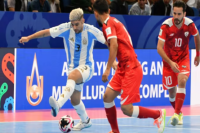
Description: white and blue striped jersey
xmin=50 ymin=22 xmax=106 ymax=69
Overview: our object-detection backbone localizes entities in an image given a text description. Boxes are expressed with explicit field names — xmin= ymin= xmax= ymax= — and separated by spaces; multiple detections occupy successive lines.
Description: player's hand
xmin=19 ymin=37 xmax=29 ymax=45
xmin=102 ymin=69 xmax=110 ymax=83
xmin=194 ymin=56 xmax=200 ymax=66
xmin=170 ymin=61 xmax=180 ymax=73
xmin=112 ymin=61 xmax=118 ymax=70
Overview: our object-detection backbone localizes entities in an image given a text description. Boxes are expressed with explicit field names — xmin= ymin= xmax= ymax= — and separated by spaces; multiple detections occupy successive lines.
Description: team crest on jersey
xmin=83 ymin=37 xmax=87 ymax=45
xmin=170 ymin=33 xmax=174 ymax=36
xmin=184 ymin=32 xmax=189 ymax=37
xmin=70 ymin=37 xmax=74 ymax=42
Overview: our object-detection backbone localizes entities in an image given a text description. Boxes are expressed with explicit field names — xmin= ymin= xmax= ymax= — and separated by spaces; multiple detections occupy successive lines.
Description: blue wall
xmin=0 ymin=11 xmax=199 ymax=49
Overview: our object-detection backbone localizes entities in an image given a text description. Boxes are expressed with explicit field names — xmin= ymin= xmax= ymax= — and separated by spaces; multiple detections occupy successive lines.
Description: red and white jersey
xmin=102 ymin=17 xmax=140 ymax=68
xmin=158 ymin=17 xmax=198 ymax=68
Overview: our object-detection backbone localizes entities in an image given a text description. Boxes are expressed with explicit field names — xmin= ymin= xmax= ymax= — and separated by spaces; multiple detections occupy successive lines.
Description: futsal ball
xmin=59 ymin=115 xmax=74 ymax=133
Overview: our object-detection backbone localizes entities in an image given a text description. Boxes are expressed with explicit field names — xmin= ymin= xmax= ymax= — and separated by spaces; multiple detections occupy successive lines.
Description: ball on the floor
xmin=59 ymin=115 xmax=74 ymax=133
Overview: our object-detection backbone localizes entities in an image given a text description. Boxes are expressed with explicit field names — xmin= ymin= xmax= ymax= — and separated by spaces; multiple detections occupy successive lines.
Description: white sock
xmin=132 ymin=106 xmax=139 ymax=117
xmin=104 ymin=101 xmax=115 ymax=108
xmin=57 ymin=79 xmax=75 ymax=108
xmin=73 ymin=101 xmax=89 ymax=122
xmin=169 ymin=97 xmax=176 ymax=102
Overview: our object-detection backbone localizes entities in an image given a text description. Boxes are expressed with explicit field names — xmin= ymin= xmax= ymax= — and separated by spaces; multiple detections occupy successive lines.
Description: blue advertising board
xmin=15 ymin=49 xmax=191 ymax=110
xmin=0 ymin=11 xmax=199 ymax=49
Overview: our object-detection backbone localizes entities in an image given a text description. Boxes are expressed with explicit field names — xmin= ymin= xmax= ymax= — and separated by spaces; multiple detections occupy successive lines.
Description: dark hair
xmin=173 ymin=0 xmax=186 ymax=12
xmin=93 ymin=0 xmax=109 ymax=14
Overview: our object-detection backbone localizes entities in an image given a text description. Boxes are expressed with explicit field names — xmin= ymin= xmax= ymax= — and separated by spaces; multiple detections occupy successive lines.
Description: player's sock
xmin=132 ymin=106 xmax=160 ymax=119
xmin=104 ymin=101 xmax=120 ymax=133
xmin=169 ymin=97 xmax=176 ymax=109
xmin=57 ymin=79 xmax=75 ymax=108
xmin=73 ymin=100 xmax=89 ymax=123
xmin=175 ymin=88 xmax=185 ymax=114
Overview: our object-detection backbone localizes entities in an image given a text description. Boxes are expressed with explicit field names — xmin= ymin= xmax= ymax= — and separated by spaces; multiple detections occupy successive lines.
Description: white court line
xmin=92 ymin=124 xmax=200 ymax=131
xmin=1 ymin=115 xmax=200 ymax=123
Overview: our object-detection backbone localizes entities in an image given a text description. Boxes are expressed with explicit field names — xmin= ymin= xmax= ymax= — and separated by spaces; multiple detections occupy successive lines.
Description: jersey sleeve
xmin=158 ymin=25 xmax=167 ymax=42
xmin=189 ymin=23 xmax=198 ymax=36
xmin=104 ymin=21 xmax=117 ymax=41
xmin=89 ymin=26 xmax=106 ymax=44
xmin=49 ymin=22 xmax=71 ymax=38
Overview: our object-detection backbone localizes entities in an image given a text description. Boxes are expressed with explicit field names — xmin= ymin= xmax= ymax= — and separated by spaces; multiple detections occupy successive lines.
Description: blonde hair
xmin=69 ymin=8 xmax=84 ymax=21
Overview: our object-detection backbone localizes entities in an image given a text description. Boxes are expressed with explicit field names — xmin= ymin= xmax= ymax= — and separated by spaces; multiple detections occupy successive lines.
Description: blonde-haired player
xmin=19 ymin=8 xmax=110 ymax=130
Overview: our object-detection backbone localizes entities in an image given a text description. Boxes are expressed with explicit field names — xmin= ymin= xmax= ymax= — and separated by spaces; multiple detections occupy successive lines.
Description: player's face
xmin=94 ymin=11 xmax=103 ymax=27
xmin=173 ymin=7 xmax=186 ymax=25
xmin=71 ymin=18 xmax=84 ymax=33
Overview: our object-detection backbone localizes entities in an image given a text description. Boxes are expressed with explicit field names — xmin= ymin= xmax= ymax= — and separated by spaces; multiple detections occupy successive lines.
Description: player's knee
xmin=70 ymin=97 xmax=80 ymax=106
xmin=179 ymin=78 xmax=187 ymax=87
xmin=121 ymin=105 xmax=132 ymax=117
xmin=103 ymin=93 xmax=109 ymax=102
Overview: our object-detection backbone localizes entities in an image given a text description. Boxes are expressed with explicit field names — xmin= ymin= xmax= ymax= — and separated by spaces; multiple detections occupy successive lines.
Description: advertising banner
xmin=15 ymin=49 xmax=191 ymax=110
xmin=0 ymin=48 xmax=15 ymax=112
xmin=190 ymin=49 xmax=200 ymax=105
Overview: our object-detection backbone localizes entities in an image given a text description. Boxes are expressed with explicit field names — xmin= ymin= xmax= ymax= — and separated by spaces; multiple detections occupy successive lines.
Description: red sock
xmin=132 ymin=106 xmax=160 ymax=119
xmin=170 ymin=101 xmax=176 ymax=109
xmin=175 ymin=93 xmax=185 ymax=114
xmin=105 ymin=106 xmax=120 ymax=133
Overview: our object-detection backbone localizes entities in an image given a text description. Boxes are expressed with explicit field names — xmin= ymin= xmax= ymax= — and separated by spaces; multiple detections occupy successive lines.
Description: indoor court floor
xmin=0 ymin=105 xmax=200 ymax=133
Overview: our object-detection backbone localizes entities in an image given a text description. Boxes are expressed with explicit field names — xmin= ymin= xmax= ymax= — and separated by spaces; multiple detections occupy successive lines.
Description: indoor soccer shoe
xmin=169 ymin=113 xmax=179 ymax=126
xmin=49 ymin=96 xmax=60 ymax=117
xmin=72 ymin=118 xmax=92 ymax=130
xmin=178 ymin=113 xmax=183 ymax=125
xmin=153 ymin=109 xmax=166 ymax=133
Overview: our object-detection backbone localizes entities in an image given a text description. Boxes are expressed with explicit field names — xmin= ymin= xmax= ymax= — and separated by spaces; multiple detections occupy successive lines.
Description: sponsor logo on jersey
xmin=70 ymin=37 xmax=74 ymax=42
xmin=159 ymin=29 xmax=163 ymax=36
xmin=170 ymin=33 xmax=174 ymax=36
xmin=106 ymin=27 xmax=111 ymax=35
xmin=182 ymin=65 xmax=186 ymax=68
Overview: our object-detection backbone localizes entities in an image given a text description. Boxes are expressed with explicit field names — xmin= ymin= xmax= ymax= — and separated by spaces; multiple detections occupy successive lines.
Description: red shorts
xmin=162 ymin=58 xmax=190 ymax=90
xmin=108 ymin=65 xmax=143 ymax=105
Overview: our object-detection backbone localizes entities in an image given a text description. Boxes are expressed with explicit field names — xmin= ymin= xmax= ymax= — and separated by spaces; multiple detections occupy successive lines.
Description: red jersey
xmin=102 ymin=17 xmax=140 ymax=68
xmin=158 ymin=17 xmax=198 ymax=68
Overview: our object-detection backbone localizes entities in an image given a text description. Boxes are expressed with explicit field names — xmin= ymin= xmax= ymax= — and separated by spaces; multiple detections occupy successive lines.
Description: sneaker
xmin=154 ymin=109 xmax=166 ymax=133
xmin=49 ymin=96 xmax=60 ymax=117
xmin=169 ymin=113 xmax=179 ymax=126
xmin=178 ymin=113 xmax=183 ymax=125
xmin=72 ymin=118 xmax=92 ymax=130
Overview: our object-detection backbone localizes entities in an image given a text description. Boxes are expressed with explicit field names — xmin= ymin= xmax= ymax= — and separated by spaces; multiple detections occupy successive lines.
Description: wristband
xmin=197 ymin=51 xmax=200 ymax=57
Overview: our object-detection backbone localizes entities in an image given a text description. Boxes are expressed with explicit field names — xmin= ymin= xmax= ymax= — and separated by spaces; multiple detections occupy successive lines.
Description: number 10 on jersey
xmin=175 ymin=38 xmax=182 ymax=47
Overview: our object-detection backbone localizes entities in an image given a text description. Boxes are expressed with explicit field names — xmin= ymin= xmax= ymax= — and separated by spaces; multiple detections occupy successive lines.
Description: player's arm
xmin=194 ymin=32 xmax=200 ymax=66
xmin=19 ymin=29 xmax=50 ymax=44
xmin=157 ymin=39 xmax=180 ymax=73
xmin=157 ymin=40 xmax=172 ymax=65
xmin=102 ymin=38 xmax=118 ymax=82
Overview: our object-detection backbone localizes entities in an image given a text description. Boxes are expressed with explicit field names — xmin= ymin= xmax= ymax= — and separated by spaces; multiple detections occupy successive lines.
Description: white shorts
xmin=68 ymin=65 xmax=94 ymax=91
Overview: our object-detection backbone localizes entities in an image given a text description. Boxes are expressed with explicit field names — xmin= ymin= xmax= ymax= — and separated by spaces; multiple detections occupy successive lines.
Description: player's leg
xmin=162 ymin=67 xmax=178 ymax=110
xmin=168 ymin=86 xmax=177 ymax=110
xmin=162 ymin=67 xmax=180 ymax=126
xmin=121 ymin=65 xmax=166 ymax=133
xmin=49 ymin=65 xmax=92 ymax=117
xmin=70 ymin=86 xmax=92 ymax=130
xmin=104 ymin=87 xmax=121 ymax=133
xmin=170 ymin=59 xmax=190 ymax=126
